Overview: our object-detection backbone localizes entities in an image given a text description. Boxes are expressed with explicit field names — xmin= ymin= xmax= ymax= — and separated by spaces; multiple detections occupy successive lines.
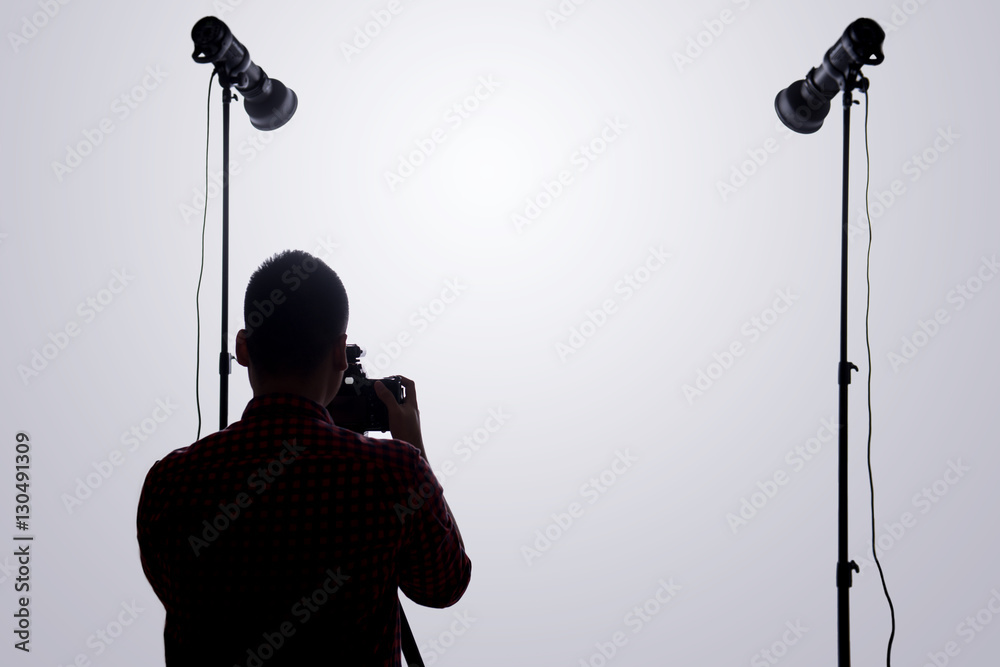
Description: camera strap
xmin=400 ymin=604 xmax=424 ymax=666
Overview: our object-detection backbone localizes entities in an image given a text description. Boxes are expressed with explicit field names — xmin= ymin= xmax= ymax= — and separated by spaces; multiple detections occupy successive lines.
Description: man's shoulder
xmin=144 ymin=420 xmax=425 ymax=484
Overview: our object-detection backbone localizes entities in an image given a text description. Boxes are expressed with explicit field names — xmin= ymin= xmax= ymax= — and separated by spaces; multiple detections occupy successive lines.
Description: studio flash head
xmin=191 ymin=16 xmax=297 ymax=130
xmin=775 ymin=18 xmax=885 ymax=134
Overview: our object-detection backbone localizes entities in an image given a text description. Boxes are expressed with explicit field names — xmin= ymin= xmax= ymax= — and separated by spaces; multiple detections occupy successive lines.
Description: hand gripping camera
xmin=327 ymin=344 xmax=404 ymax=433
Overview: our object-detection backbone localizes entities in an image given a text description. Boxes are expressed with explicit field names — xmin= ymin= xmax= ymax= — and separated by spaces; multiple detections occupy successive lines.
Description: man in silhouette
xmin=137 ymin=249 xmax=471 ymax=666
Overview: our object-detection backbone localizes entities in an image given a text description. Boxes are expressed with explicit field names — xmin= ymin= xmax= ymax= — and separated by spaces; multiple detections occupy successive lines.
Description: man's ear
xmin=333 ymin=333 xmax=349 ymax=372
xmin=235 ymin=329 xmax=250 ymax=367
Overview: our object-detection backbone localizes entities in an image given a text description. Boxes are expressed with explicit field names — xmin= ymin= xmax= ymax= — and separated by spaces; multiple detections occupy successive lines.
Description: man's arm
xmin=376 ymin=377 xmax=471 ymax=606
xmin=395 ymin=453 xmax=471 ymax=607
xmin=136 ymin=462 xmax=170 ymax=604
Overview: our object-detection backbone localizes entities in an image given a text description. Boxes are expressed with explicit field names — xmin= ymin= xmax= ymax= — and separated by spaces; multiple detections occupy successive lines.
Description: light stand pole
xmin=834 ymin=72 xmax=865 ymax=667
xmin=219 ymin=79 xmax=235 ymax=431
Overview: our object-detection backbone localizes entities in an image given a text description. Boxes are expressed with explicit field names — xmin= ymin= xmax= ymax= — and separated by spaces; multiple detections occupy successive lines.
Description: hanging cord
xmin=862 ymin=85 xmax=896 ymax=667
xmin=195 ymin=70 xmax=216 ymax=442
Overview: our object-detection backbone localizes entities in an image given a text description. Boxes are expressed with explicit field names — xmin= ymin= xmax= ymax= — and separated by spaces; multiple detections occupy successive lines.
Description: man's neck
xmin=250 ymin=375 xmax=330 ymax=407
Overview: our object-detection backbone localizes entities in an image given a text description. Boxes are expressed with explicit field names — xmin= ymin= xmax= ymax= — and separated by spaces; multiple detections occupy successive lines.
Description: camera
xmin=327 ymin=344 xmax=404 ymax=433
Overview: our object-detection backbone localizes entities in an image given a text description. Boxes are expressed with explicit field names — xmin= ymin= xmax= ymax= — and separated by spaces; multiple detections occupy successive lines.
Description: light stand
xmin=774 ymin=18 xmax=885 ymax=667
xmin=191 ymin=16 xmax=297 ymax=430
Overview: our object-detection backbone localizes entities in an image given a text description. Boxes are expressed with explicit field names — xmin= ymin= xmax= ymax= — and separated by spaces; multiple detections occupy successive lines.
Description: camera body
xmin=327 ymin=344 xmax=404 ymax=433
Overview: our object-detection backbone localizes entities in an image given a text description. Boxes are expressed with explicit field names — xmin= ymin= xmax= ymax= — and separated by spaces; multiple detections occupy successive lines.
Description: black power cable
xmin=195 ymin=70 xmax=216 ymax=442
xmin=862 ymin=86 xmax=896 ymax=666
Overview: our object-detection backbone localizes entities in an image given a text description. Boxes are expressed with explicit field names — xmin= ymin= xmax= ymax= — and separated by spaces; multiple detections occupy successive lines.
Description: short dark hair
xmin=243 ymin=250 xmax=349 ymax=376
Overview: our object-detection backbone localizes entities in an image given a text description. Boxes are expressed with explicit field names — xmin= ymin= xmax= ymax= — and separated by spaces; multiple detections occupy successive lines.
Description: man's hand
xmin=374 ymin=376 xmax=426 ymax=459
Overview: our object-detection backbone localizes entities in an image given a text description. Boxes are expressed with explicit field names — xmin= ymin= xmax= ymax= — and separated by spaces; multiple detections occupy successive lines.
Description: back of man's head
xmin=243 ymin=250 xmax=349 ymax=377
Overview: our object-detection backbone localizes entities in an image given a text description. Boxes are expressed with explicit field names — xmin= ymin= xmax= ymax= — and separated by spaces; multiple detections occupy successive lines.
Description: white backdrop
xmin=2 ymin=0 xmax=998 ymax=665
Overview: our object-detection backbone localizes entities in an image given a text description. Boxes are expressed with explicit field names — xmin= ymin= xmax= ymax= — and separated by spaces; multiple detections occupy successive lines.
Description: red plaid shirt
xmin=136 ymin=393 xmax=471 ymax=666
